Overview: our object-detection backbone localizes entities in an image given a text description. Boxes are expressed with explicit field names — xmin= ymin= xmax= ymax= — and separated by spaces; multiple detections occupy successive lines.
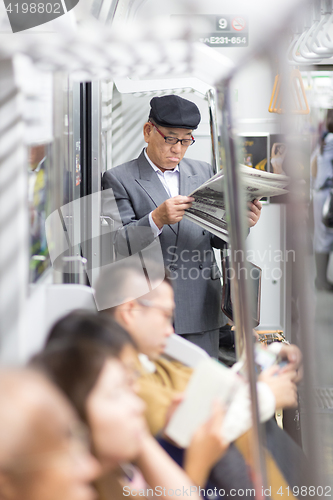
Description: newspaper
xmin=184 ymin=165 xmax=289 ymax=242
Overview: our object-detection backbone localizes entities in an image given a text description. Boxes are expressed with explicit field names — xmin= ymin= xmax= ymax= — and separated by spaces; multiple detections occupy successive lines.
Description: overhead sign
xmin=231 ymin=17 xmax=246 ymax=31
xmin=174 ymin=15 xmax=249 ymax=48
xmin=200 ymin=15 xmax=248 ymax=47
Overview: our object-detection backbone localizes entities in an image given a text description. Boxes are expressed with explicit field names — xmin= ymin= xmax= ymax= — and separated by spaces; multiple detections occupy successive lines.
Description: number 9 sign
xmin=218 ymin=18 xmax=228 ymax=30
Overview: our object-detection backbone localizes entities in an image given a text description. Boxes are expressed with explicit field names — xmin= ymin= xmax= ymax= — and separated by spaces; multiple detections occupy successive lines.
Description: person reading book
xmin=31 ymin=312 xmax=213 ymax=500
xmin=95 ymin=259 xmax=307 ymax=497
xmin=102 ymin=94 xmax=262 ymax=357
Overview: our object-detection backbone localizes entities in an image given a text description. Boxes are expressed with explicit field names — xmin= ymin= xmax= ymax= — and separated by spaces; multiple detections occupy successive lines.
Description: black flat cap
xmin=149 ymin=95 xmax=201 ymax=130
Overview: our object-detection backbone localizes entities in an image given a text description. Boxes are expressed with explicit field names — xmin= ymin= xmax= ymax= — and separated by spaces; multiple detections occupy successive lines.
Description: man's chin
xmin=163 ymin=160 xmax=180 ymax=169
xmin=158 ymin=345 xmax=167 ymax=356
xmin=149 ymin=348 xmax=165 ymax=360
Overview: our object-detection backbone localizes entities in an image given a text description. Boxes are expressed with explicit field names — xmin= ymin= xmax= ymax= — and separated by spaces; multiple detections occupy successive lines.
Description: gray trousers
xmin=181 ymin=328 xmax=220 ymax=358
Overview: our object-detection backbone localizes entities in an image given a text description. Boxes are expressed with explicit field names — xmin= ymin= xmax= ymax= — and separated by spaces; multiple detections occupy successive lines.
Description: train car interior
xmin=0 ymin=0 xmax=333 ymax=497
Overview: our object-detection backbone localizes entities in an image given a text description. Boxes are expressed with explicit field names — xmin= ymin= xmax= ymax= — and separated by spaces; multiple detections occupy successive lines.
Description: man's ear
xmin=143 ymin=122 xmax=153 ymax=143
xmin=0 ymin=471 xmax=18 ymax=499
xmin=115 ymin=300 xmax=137 ymax=328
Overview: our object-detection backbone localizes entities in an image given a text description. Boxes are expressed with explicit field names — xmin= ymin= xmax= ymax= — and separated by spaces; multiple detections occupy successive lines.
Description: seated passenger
xmin=0 ymin=368 xmax=99 ymax=500
xmin=31 ymin=313 xmax=219 ymax=500
xmin=94 ymin=259 xmax=307 ymax=497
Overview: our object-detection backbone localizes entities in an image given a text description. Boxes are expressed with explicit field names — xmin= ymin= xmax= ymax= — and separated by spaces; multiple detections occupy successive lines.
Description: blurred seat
xmin=20 ymin=284 xmax=96 ymax=362
xmin=45 ymin=284 xmax=97 ymax=329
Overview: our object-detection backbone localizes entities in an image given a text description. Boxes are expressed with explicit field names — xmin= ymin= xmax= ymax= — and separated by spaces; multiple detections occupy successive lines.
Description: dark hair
xmin=94 ymin=258 xmax=172 ymax=315
xmin=327 ymin=109 xmax=333 ymax=133
xmin=44 ymin=310 xmax=135 ymax=350
xmin=30 ymin=311 xmax=136 ymax=423
xmin=321 ymin=110 xmax=333 ymax=154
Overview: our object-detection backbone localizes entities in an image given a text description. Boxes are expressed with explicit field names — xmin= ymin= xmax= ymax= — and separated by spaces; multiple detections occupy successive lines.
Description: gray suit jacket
xmin=102 ymin=149 xmax=225 ymax=335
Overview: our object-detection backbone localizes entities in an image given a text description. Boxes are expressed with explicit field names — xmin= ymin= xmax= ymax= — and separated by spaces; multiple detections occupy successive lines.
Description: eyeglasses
xmin=137 ymin=299 xmax=174 ymax=325
xmin=150 ymin=121 xmax=195 ymax=146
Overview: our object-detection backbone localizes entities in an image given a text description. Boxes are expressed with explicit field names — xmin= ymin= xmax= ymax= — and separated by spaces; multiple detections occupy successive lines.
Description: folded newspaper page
xmin=184 ymin=165 xmax=289 ymax=242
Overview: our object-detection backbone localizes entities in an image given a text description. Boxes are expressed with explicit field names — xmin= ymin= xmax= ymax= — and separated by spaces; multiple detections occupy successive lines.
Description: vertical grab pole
xmin=207 ymin=88 xmax=220 ymax=174
xmin=216 ymin=80 xmax=268 ymax=499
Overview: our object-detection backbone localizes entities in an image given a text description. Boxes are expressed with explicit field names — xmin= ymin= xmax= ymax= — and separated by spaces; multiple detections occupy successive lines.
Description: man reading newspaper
xmin=102 ymin=95 xmax=262 ymax=357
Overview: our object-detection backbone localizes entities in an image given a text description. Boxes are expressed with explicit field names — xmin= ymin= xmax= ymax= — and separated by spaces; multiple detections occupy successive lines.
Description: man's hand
xmin=248 ymin=199 xmax=262 ymax=228
xmin=152 ymin=196 xmax=194 ymax=229
xmin=259 ymin=365 xmax=298 ymax=409
xmin=278 ymin=344 xmax=303 ymax=383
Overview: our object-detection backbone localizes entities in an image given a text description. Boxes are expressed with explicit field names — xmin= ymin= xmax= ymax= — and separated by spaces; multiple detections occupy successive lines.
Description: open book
xmin=184 ymin=165 xmax=289 ymax=242
xmin=164 ymin=358 xmax=241 ymax=448
xmin=164 ymin=357 xmax=276 ymax=447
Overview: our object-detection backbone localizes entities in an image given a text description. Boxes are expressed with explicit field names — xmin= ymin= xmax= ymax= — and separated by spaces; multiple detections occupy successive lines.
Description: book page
xmin=165 ymin=358 xmax=241 ymax=448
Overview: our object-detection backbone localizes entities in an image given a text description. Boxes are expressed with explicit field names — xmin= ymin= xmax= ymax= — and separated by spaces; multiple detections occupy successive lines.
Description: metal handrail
xmin=62 ymin=256 xmax=87 ymax=285
xmin=100 ymin=215 xmax=114 ymax=227
xmin=105 ymin=0 xmax=120 ymax=24
xmin=206 ymin=88 xmax=220 ymax=175
xmin=217 ymin=81 xmax=268 ymax=499
xmin=91 ymin=0 xmax=104 ymax=20
xmin=105 ymin=0 xmax=319 ymax=491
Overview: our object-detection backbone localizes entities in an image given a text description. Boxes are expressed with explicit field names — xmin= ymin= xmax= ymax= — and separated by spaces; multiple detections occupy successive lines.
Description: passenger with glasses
xmin=95 ymin=258 xmax=307 ymax=497
xmin=102 ymin=94 xmax=262 ymax=358
xmin=31 ymin=311 xmax=204 ymax=500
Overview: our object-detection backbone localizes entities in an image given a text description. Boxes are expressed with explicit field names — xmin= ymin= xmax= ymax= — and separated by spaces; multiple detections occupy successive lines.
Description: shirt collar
xmin=138 ymin=353 xmax=156 ymax=373
xmin=144 ymin=148 xmax=179 ymax=174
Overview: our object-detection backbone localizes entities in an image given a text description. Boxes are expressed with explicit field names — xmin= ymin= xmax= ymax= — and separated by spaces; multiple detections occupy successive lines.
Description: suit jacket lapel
xmin=177 ymin=160 xmax=200 ymax=251
xmin=179 ymin=160 xmax=198 ymax=197
xmin=135 ymin=150 xmax=178 ymax=235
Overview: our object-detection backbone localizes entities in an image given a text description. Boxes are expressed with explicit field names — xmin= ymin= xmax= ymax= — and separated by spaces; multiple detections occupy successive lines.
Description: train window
xmin=28 ymin=142 xmax=53 ymax=282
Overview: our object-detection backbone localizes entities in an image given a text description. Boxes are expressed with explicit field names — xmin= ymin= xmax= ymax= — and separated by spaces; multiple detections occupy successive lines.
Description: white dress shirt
xmin=144 ymin=149 xmax=180 ymax=237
